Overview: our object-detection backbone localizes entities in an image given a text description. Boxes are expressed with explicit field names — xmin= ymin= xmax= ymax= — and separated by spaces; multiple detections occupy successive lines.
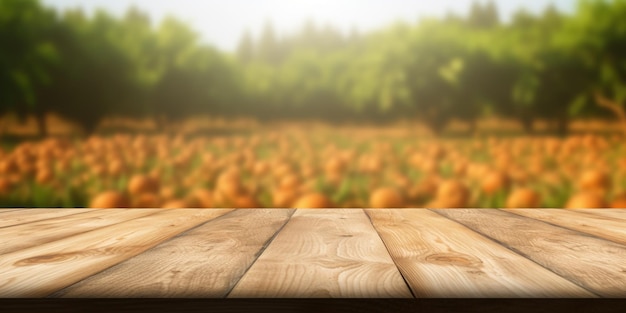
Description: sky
xmin=40 ymin=0 xmax=578 ymax=52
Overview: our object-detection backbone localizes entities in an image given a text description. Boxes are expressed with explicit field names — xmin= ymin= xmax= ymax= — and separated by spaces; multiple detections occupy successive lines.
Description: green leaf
xmin=568 ymin=94 xmax=587 ymax=117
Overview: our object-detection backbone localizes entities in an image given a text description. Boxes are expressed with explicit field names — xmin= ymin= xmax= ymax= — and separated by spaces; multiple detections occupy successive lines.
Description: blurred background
xmin=1 ymin=0 xmax=625 ymax=209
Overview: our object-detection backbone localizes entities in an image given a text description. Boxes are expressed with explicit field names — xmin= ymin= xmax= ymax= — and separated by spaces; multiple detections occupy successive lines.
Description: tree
xmin=257 ymin=20 xmax=281 ymax=65
xmin=402 ymin=20 xmax=474 ymax=134
xmin=236 ymin=29 xmax=254 ymax=65
xmin=37 ymin=8 xmax=138 ymax=136
xmin=0 ymin=0 xmax=59 ymax=136
xmin=2 ymin=0 xmax=625 ymax=136
xmin=531 ymin=3 xmax=595 ymax=135
xmin=467 ymin=0 xmax=500 ymax=29
xmin=568 ymin=0 xmax=626 ymax=135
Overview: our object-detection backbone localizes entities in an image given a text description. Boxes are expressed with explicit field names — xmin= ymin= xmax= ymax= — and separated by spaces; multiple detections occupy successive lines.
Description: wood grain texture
xmin=569 ymin=209 xmax=626 ymax=221
xmin=436 ymin=209 xmax=626 ymax=298
xmin=0 ymin=209 xmax=92 ymax=228
xmin=505 ymin=209 xmax=626 ymax=246
xmin=228 ymin=209 xmax=412 ymax=298
xmin=0 ymin=209 xmax=232 ymax=297
xmin=366 ymin=209 xmax=594 ymax=298
xmin=0 ymin=209 xmax=22 ymax=214
xmin=52 ymin=209 xmax=294 ymax=298
xmin=0 ymin=209 xmax=161 ymax=255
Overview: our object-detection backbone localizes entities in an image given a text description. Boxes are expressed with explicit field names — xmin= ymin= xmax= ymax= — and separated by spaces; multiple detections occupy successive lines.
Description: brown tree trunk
xmin=35 ymin=111 xmax=48 ymax=138
xmin=520 ymin=115 xmax=534 ymax=134
xmin=594 ymin=91 xmax=626 ymax=136
xmin=155 ymin=115 xmax=170 ymax=133
xmin=556 ymin=115 xmax=569 ymax=137
xmin=423 ymin=117 xmax=447 ymax=137
xmin=466 ymin=118 xmax=478 ymax=135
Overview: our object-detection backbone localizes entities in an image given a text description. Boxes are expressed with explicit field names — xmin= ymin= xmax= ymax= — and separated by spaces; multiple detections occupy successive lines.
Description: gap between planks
xmin=363 ymin=209 xmax=417 ymax=299
xmin=0 ymin=209 xmax=93 ymax=228
xmin=0 ymin=209 xmax=163 ymax=255
xmin=227 ymin=209 xmax=413 ymax=298
xmin=504 ymin=209 xmax=626 ymax=247
xmin=567 ymin=209 xmax=626 ymax=221
xmin=222 ymin=209 xmax=296 ymax=298
xmin=51 ymin=209 xmax=295 ymax=298
xmin=0 ymin=209 xmax=233 ymax=297
xmin=434 ymin=209 xmax=626 ymax=298
xmin=0 ymin=209 xmax=23 ymax=214
xmin=365 ymin=209 xmax=595 ymax=298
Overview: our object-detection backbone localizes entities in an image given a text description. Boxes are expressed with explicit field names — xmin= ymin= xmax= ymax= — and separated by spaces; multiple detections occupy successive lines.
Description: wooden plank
xmin=0 ymin=208 xmax=233 ymax=297
xmin=52 ymin=209 xmax=294 ymax=298
xmin=228 ymin=209 xmax=412 ymax=298
xmin=569 ymin=209 xmax=626 ymax=221
xmin=366 ymin=209 xmax=595 ymax=298
xmin=435 ymin=209 xmax=626 ymax=298
xmin=0 ymin=209 xmax=162 ymax=255
xmin=0 ymin=209 xmax=92 ymax=228
xmin=505 ymin=209 xmax=626 ymax=246
xmin=0 ymin=209 xmax=22 ymax=214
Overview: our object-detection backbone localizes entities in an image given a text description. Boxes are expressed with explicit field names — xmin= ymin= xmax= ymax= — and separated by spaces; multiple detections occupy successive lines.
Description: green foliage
xmin=1 ymin=0 xmax=626 ymax=135
xmin=0 ymin=0 xmax=58 ymax=116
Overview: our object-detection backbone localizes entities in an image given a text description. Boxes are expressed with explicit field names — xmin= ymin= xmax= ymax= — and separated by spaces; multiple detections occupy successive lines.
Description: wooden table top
xmin=0 ymin=208 xmax=625 ymax=298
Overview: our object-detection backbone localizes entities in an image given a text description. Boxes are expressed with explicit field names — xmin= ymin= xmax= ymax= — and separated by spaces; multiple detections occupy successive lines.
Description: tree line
xmin=1 ymin=0 xmax=625 ymax=136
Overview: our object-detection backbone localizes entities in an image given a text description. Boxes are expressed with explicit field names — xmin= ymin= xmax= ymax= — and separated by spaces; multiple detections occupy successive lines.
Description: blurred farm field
xmin=1 ymin=116 xmax=626 ymax=209
xmin=2 ymin=0 xmax=626 ymax=208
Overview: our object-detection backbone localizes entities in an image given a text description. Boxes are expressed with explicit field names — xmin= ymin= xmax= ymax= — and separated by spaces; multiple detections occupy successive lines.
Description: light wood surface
xmin=228 ymin=209 xmax=412 ymax=298
xmin=0 ymin=209 xmax=161 ymax=255
xmin=0 ymin=209 xmax=91 ymax=228
xmin=0 ymin=209 xmax=22 ymax=213
xmin=52 ymin=209 xmax=294 ymax=298
xmin=436 ymin=209 xmax=626 ymax=297
xmin=366 ymin=209 xmax=595 ymax=298
xmin=569 ymin=209 xmax=626 ymax=221
xmin=1 ymin=208 xmax=625 ymax=298
xmin=0 ymin=209 xmax=232 ymax=297
xmin=506 ymin=209 xmax=626 ymax=246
